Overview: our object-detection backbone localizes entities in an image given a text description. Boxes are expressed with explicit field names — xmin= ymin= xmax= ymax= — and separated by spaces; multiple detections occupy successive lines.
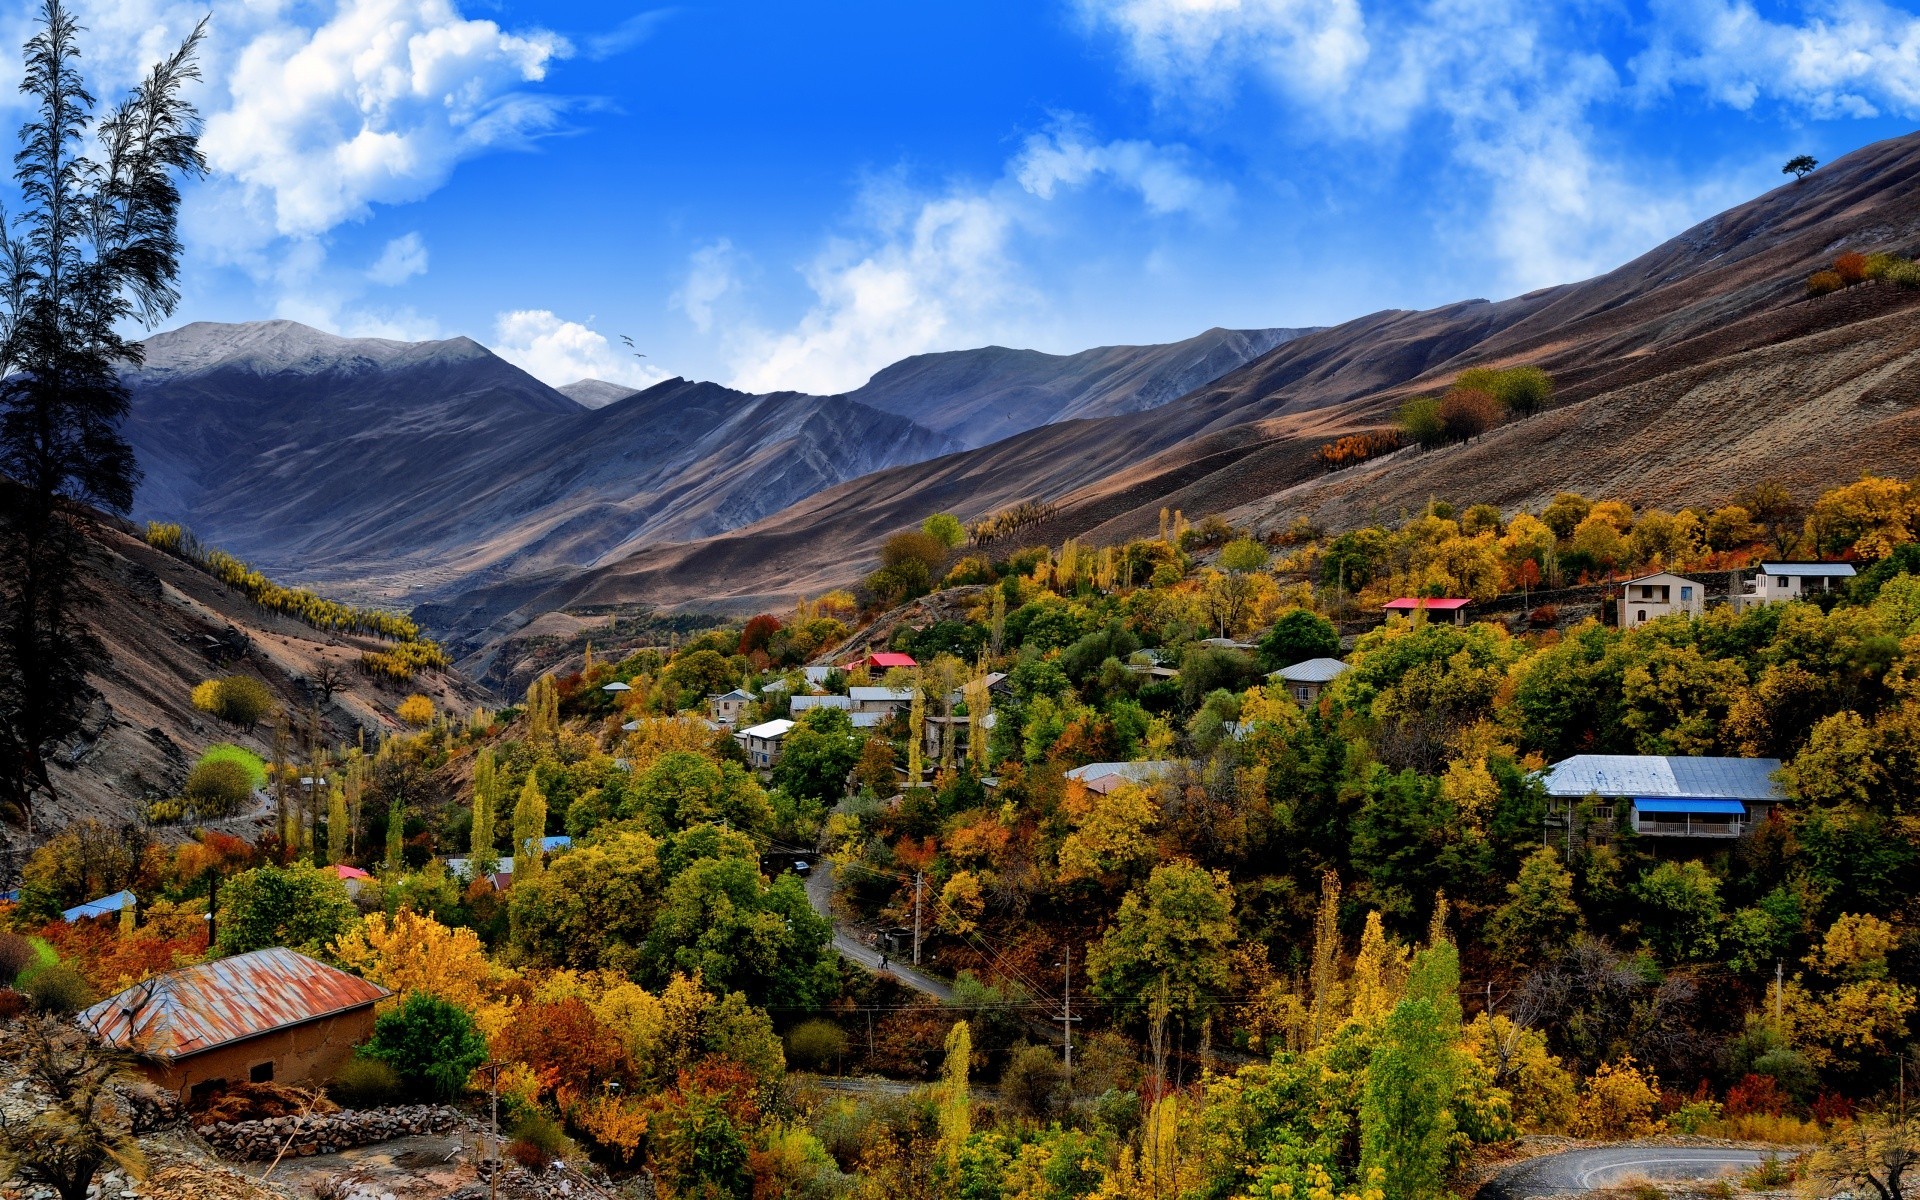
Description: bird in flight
xmin=620 ymin=335 xmax=647 ymax=359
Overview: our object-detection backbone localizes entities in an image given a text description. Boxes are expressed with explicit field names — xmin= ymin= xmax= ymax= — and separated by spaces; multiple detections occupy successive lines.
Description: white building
xmin=735 ymin=718 xmax=795 ymax=769
xmin=1618 ymin=571 xmax=1705 ymax=629
xmin=1732 ymin=562 xmax=1856 ymax=611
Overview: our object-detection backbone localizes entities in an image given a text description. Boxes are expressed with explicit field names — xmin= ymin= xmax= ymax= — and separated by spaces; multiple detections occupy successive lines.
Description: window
xmin=1637 ymin=609 xmax=1646 ymax=622
xmin=1680 ymin=586 xmax=1692 ymax=601
xmin=189 ymin=1080 xmax=226 ymax=1106
xmin=249 ymin=1062 xmax=275 ymax=1083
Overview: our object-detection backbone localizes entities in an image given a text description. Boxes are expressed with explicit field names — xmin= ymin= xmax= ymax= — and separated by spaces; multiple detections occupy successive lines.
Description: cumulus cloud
xmin=1077 ymin=0 xmax=1370 ymax=109
xmin=1013 ymin=121 xmax=1233 ymax=218
xmin=673 ymin=239 xmax=745 ymax=334
xmin=199 ymin=0 xmax=570 ymax=241
xmin=491 ymin=310 xmax=669 ymax=388
xmin=368 ymin=233 xmax=430 ymax=285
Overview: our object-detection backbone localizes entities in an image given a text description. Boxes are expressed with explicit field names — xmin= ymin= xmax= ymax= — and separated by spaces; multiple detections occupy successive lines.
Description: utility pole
xmin=912 ymin=871 xmax=924 ymax=966
xmin=1059 ymin=945 xmax=1079 ymax=1080
xmin=477 ymin=1059 xmax=504 ymax=1200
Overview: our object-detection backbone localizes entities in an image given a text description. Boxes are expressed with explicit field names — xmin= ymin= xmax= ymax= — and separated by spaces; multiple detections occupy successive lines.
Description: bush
xmin=1315 ymin=430 xmax=1402 ymax=471
xmin=1884 ymin=259 xmax=1920 ymax=288
xmin=184 ymin=757 xmax=254 ymax=817
xmin=203 ymin=674 xmax=276 ymax=729
xmin=784 ymin=1019 xmax=850 ymax=1072
xmin=1806 ymin=270 xmax=1844 ymax=297
xmin=1396 ymin=396 xmax=1445 ymax=448
xmin=1439 ymin=388 xmax=1501 ymax=441
xmin=1001 ymin=1044 xmax=1067 ymax=1119
xmin=364 ymin=992 xmax=489 ymax=1101
xmin=397 ymin=694 xmax=434 ymax=726
xmin=1571 ymin=1057 xmax=1660 ymax=1139
xmin=1743 ymin=1156 xmax=1795 ymax=1189
xmin=328 ymin=1055 xmax=403 ymax=1108
xmin=1833 ymin=251 xmax=1869 ymax=285
xmin=20 ymin=961 xmax=94 ymax=1014
xmin=0 ymin=932 xmax=33 ymax=985
xmin=199 ymin=743 xmax=267 ymax=788
xmin=508 ymin=1110 xmax=571 ymax=1167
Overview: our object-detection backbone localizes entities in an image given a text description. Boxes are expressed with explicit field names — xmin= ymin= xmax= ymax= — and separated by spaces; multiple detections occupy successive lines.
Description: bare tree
xmin=1803 ymin=1115 xmax=1918 ymax=1200
xmin=0 ymin=1015 xmax=145 ymax=1200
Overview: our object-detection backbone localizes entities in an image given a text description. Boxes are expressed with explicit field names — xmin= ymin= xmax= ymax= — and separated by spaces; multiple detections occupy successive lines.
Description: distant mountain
xmin=847 ymin=327 xmax=1310 ymax=449
xmin=558 ymin=378 xmax=641 ymax=409
xmin=124 ymin=320 xmax=1298 ymax=606
xmin=439 ymin=129 xmax=1920 ymax=680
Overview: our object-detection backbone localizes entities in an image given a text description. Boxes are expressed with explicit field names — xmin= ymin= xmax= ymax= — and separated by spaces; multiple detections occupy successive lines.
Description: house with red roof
xmin=1382 ymin=597 xmax=1472 ymax=626
xmin=863 ymin=652 xmax=917 ymax=671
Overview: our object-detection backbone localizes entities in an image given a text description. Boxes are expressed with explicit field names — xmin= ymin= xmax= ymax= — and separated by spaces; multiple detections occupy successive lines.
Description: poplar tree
xmin=937 ymin=1020 xmax=971 ymax=1165
xmin=0 ymin=2 xmax=206 ymax=826
xmin=469 ymin=746 xmax=498 ymax=876
xmin=513 ymin=772 xmax=547 ymax=885
xmin=385 ymin=797 xmax=404 ymax=873
xmin=325 ymin=781 xmax=347 ymax=866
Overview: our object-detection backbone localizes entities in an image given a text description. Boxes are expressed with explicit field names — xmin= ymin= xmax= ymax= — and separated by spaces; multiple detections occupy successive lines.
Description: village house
xmin=78 ymin=947 xmax=388 ymax=1103
xmin=707 ymin=687 xmax=754 ymax=726
xmin=790 ymin=694 xmax=852 ymax=714
xmin=1267 ymin=657 xmax=1349 ymax=706
xmin=736 ymin=718 xmax=795 ymax=769
xmin=1617 ymin=571 xmax=1705 ymax=629
xmin=63 ymin=890 xmax=136 ymax=923
xmin=1382 ymin=597 xmax=1471 ymax=625
xmin=1732 ymin=562 xmax=1858 ymax=611
xmin=849 ymin=686 xmax=914 ymax=716
xmin=1540 ymin=753 xmax=1785 ymax=843
xmin=923 ymin=710 xmax=996 ymax=762
xmin=1065 ymin=760 xmax=1180 ymax=795
xmin=862 ymin=652 xmax=917 ymax=672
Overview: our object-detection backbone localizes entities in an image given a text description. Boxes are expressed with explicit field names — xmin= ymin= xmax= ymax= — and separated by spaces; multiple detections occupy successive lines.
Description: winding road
xmin=804 ymin=859 xmax=954 ymax=1003
xmin=1477 ymin=1145 xmax=1788 ymax=1199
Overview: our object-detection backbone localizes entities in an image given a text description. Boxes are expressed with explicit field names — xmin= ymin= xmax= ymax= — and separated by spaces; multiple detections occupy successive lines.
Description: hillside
xmin=436 ymin=130 xmax=1920 ymax=665
xmin=19 ymin=517 xmax=487 ymax=838
xmin=846 ymin=326 xmax=1309 ymax=449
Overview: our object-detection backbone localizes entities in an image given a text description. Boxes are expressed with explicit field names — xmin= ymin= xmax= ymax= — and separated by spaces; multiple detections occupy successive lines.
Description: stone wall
xmin=200 ymin=1104 xmax=462 ymax=1161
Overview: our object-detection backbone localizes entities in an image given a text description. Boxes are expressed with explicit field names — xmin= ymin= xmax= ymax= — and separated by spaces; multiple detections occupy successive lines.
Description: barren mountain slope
xmin=847 ymin=326 xmax=1310 ymax=448
xmin=16 ymin=518 xmax=487 ymax=844
xmin=438 ymin=131 xmax=1920 ymax=662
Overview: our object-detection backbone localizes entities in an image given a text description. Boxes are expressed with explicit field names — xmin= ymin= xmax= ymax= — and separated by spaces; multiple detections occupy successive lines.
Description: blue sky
xmin=19 ymin=0 xmax=1920 ymax=393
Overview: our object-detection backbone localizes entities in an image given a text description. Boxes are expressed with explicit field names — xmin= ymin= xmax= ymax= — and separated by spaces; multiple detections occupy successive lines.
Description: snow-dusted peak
xmin=132 ymin=319 xmax=493 ymax=381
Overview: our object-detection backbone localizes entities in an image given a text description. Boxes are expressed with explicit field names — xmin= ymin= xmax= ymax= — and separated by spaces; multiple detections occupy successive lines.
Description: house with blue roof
xmin=1540 ymin=754 xmax=1786 ymax=842
xmin=63 ymin=889 xmax=137 ymax=922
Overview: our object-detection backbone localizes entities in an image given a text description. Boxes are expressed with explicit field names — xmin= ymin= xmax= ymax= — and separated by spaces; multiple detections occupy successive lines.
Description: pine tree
xmin=470 ymin=747 xmax=498 ymax=877
xmin=513 ymin=772 xmax=547 ymax=886
xmin=0 ymin=3 xmax=206 ymax=826
xmin=325 ymin=781 xmax=347 ymax=866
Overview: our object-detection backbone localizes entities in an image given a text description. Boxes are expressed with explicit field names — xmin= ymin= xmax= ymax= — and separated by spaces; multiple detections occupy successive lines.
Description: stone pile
xmin=198 ymin=1104 xmax=461 ymax=1161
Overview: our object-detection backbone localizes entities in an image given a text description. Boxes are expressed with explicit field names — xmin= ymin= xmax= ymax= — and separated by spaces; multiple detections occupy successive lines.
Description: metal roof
xmin=602 ymin=681 xmax=632 ymax=692
xmin=710 ymin=688 xmax=753 ymax=702
xmin=790 ymin=694 xmax=851 ymax=710
xmin=850 ymin=712 xmax=885 ymax=728
xmin=737 ymin=718 xmax=795 ymax=739
xmin=78 ymin=948 xmax=387 ymax=1062
xmin=1758 ymin=562 xmax=1856 ymax=577
xmin=849 ymin=686 xmax=914 ymax=701
xmin=864 ymin=652 xmax=917 ymax=668
xmin=1635 ymin=798 xmax=1747 ymax=814
xmin=63 ymin=890 xmax=136 ymax=922
xmin=1271 ymin=657 xmax=1349 ymax=683
xmin=1541 ymin=755 xmax=1784 ymax=801
xmin=1383 ymin=597 xmax=1471 ymax=611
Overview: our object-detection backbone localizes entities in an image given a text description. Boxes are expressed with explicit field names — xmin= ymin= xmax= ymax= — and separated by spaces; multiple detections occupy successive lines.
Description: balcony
xmin=1633 ymin=816 xmax=1744 ymax=837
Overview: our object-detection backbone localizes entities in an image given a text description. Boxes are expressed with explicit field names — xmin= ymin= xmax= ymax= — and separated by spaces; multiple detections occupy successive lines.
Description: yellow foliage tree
xmin=1057 ymin=780 xmax=1160 ymax=884
xmin=396 ymin=694 xmax=434 ymax=727
xmin=1462 ymin=1013 xmax=1577 ymax=1133
xmin=332 ymin=909 xmax=519 ymax=1031
xmin=1570 ymin=1057 xmax=1660 ymax=1139
xmin=1345 ymin=911 xmax=1409 ymax=1029
xmin=940 ymin=871 xmax=986 ymax=935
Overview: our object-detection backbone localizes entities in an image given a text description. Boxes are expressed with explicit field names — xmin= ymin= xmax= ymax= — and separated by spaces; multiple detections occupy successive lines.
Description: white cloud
xmin=726 ymin=183 xmax=1033 ymax=396
xmin=1013 ymin=121 xmax=1234 ymax=217
xmin=586 ymin=9 xmax=675 ymax=60
xmin=674 ymin=239 xmax=744 ymax=334
xmin=368 ymin=233 xmax=430 ymax=285
xmin=490 ymin=310 xmax=669 ymax=388
xmin=199 ymin=0 xmax=570 ymax=241
xmin=1633 ymin=0 xmax=1920 ymax=119
xmin=1077 ymin=0 xmax=1370 ymax=109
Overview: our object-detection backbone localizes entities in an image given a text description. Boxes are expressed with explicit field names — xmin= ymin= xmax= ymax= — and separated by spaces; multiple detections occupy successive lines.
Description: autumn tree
xmin=1804 ymin=1114 xmax=1917 ymax=1200
xmin=1360 ymin=943 xmax=1464 ymax=1200
xmin=513 ymin=772 xmax=548 ymax=886
xmin=1486 ymin=847 xmax=1581 ymax=968
xmin=215 ymin=863 xmax=355 ymax=956
xmin=469 ymin=746 xmax=498 ymax=876
xmin=1089 ymin=860 xmax=1234 ymax=1027
xmin=0 ymin=1017 xmax=144 ymax=1200
xmin=397 ymin=693 xmax=433 ymax=727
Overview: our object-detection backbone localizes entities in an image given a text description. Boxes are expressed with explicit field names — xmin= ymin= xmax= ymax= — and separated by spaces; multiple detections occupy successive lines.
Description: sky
xmin=8 ymin=0 xmax=1920 ymax=396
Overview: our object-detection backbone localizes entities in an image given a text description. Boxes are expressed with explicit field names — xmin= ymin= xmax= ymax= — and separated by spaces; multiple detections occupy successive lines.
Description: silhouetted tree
xmin=1783 ymin=154 xmax=1818 ymax=180
xmin=0 ymin=2 xmax=205 ymax=827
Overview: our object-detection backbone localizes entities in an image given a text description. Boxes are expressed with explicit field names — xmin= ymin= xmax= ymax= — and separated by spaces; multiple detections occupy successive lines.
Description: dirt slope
xmin=434 ymin=129 xmax=1920 ymax=662
xmin=12 ymin=518 xmax=487 ymax=846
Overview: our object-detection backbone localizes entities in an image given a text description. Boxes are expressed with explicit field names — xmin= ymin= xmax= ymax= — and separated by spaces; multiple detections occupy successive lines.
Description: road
xmin=1477 ymin=1145 xmax=1788 ymax=1199
xmin=804 ymin=859 xmax=955 ymax=1003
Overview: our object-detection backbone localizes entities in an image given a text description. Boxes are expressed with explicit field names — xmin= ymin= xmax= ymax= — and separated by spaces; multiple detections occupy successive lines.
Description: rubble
xmin=196 ymin=1106 xmax=463 ymax=1162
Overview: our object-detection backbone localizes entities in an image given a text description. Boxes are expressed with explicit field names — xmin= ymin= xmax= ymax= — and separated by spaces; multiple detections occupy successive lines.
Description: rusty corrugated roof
xmin=77 ymin=947 xmax=387 ymax=1061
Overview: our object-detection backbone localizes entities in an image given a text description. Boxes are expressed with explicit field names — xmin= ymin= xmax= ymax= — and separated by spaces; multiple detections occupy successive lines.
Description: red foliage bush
xmin=0 ymin=990 xmax=25 ymax=1019
xmin=1724 ymin=1073 xmax=1786 ymax=1117
xmin=1439 ymin=388 xmax=1501 ymax=441
xmin=1528 ymin=605 xmax=1560 ymax=628
xmin=1809 ymin=1092 xmax=1855 ymax=1126
xmin=1315 ymin=430 xmax=1403 ymax=471
xmin=507 ymin=1139 xmax=549 ymax=1169
xmin=739 ymin=614 xmax=782 ymax=657
xmin=1833 ymin=251 xmax=1870 ymax=285
xmin=492 ymin=997 xmax=633 ymax=1103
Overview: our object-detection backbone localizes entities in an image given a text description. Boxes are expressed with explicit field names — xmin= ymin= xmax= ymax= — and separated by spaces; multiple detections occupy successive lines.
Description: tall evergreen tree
xmin=0 ymin=2 xmax=204 ymax=827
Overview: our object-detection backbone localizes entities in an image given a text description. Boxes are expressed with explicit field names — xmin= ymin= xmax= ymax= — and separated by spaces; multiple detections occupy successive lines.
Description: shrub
xmin=1832 ymin=251 xmax=1869 ymax=285
xmin=1316 ymin=430 xmax=1402 ymax=471
xmin=1809 ymin=1093 xmax=1854 ymax=1126
xmin=1743 ymin=1156 xmax=1795 ymax=1189
xmin=328 ymin=1055 xmax=403 ymax=1108
xmin=205 ymin=674 xmax=276 ymax=729
xmin=184 ymin=757 xmax=254 ymax=817
xmin=1439 ymin=388 xmax=1501 ymax=441
xmin=0 ymin=932 xmax=33 ymax=985
xmin=397 ymin=694 xmax=434 ymax=727
xmin=1724 ymin=1073 xmax=1786 ymax=1117
xmin=1001 ymin=1043 xmax=1068 ymax=1119
xmin=20 ymin=961 xmax=94 ymax=1014
xmin=1884 ymin=259 xmax=1920 ymax=288
xmin=508 ymin=1111 xmax=571 ymax=1167
xmin=364 ymin=992 xmax=489 ymax=1101
xmin=1571 ymin=1057 xmax=1660 ymax=1139
xmin=1864 ymin=252 xmax=1900 ymax=279
xmin=1396 ymin=396 xmax=1445 ymax=448
xmin=147 ymin=797 xmax=185 ymax=824
xmin=784 ymin=1019 xmax=850 ymax=1072
xmin=1806 ymin=270 xmax=1844 ymax=297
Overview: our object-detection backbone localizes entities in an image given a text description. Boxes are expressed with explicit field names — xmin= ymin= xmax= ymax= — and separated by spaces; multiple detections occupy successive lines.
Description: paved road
xmin=1478 ymin=1145 xmax=1786 ymax=1199
xmin=804 ymin=859 xmax=954 ymax=1003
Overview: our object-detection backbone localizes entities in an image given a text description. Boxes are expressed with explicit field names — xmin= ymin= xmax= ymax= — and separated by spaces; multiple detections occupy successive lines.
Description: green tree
xmin=325 ymin=781 xmax=347 ymax=866
xmin=1486 ymin=847 xmax=1581 ymax=968
xmin=643 ymin=855 xmax=835 ymax=1008
xmin=1088 ymin=861 xmax=1234 ymax=1026
xmin=214 ymin=863 xmax=356 ymax=956
xmin=625 ymin=750 xmax=775 ymax=835
xmin=1397 ymin=396 xmax=1445 ymax=448
xmin=1631 ymin=861 xmax=1723 ymax=964
xmin=1258 ymin=608 xmax=1341 ymax=672
xmin=1361 ymin=945 xmax=1463 ymax=1200
xmin=183 ymin=757 xmax=253 ymax=817
xmin=772 ymin=707 xmax=863 ymax=804
xmin=509 ymin=826 xmax=663 ymax=974
xmin=469 ymin=746 xmax=498 ymax=877
xmin=923 ymin=512 xmax=967 ymax=549
xmin=1783 ymin=154 xmax=1818 ymax=180
xmin=512 ymin=772 xmax=547 ymax=886
xmin=364 ymin=992 xmax=488 ymax=1101
xmin=1217 ymin=537 xmax=1269 ymax=573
